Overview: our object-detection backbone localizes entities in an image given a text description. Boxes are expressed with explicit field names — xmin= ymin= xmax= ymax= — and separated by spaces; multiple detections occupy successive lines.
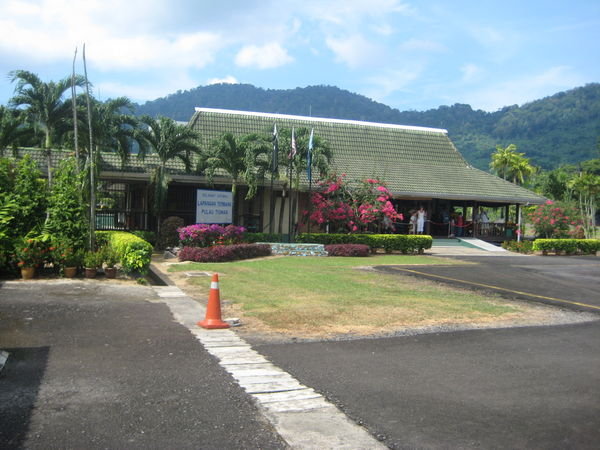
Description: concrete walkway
xmin=154 ymin=285 xmax=385 ymax=449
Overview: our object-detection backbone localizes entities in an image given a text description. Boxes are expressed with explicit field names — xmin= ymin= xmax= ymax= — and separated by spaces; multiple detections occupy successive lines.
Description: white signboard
xmin=196 ymin=189 xmax=233 ymax=224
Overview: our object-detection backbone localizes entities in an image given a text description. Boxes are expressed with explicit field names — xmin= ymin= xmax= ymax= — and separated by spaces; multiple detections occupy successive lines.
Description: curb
xmin=150 ymin=269 xmax=385 ymax=449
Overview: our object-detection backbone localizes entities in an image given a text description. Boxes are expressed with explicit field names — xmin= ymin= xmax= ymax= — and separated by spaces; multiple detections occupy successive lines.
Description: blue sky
xmin=0 ymin=0 xmax=599 ymax=114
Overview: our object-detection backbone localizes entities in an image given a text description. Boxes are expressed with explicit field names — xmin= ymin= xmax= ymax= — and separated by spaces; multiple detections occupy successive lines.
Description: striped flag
xmin=307 ymin=128 xmax=314 ymax=180
xmin=271 ymin=124 xmax=279 ymax=172
xmin=288 ymin=127 xmax=297 ymax=159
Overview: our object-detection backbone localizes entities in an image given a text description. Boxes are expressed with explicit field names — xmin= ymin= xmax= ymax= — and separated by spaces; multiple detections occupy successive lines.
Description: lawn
xmin=166 ymin=254 xmax=531 ymax=338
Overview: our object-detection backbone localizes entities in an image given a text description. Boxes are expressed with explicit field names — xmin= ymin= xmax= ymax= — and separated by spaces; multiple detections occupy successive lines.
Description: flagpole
xmin=307 ymin=129 xmax=314 ymax=234
xmin=288 ymin=128 xmax=296 ymax=243
xmin=269 ymin=124 xmax=278 ymax=234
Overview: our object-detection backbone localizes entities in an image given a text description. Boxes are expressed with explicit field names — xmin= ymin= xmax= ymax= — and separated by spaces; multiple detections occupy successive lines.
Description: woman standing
xmin=416 ymin=206 xmax=426 ymax=234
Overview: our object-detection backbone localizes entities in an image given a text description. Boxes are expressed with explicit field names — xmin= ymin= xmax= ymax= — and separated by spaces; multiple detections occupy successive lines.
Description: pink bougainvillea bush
xmin=306 ymin=174 xmax=402 ymax=233
xmin=178 ymin=224 xmax=246 ymax=247
xmin=527 ymin=200 xmax=582 ymax=238
xmin=178 ymin=243 xmax=271 ymax=262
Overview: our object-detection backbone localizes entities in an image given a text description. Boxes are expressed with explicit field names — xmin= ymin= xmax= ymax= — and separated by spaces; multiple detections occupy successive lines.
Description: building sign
xmin=196 ymin=189 xmax=233 ymax=224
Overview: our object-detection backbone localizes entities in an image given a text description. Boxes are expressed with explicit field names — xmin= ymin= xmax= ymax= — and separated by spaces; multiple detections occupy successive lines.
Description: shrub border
xmin=532 ymin=238 xmax=600 ymax=255
xmin=297 ymin=233 xmax=433 ymax=254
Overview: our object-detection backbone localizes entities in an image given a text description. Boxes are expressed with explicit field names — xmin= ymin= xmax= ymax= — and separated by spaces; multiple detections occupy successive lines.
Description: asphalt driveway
xmin=375 ymin=254 xmax=600 ymax=312
xmin=0 ymin=280 xmax=286 ymax=449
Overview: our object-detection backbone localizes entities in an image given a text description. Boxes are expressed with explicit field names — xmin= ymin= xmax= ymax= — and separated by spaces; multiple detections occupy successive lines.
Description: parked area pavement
xmin=376 ymin=253 xmax=600 ymax=312
xmin=0 ymin=280 xmax=287 ymax=449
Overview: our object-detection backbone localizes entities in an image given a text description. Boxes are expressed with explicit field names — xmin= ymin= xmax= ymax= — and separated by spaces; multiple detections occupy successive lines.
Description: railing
xmin=95 ymin=210 xmax=149 ymax=231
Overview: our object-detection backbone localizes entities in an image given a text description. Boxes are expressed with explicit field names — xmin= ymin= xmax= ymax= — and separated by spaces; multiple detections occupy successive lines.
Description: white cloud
xmin=326 ymin=34 xmax=383 ymax=68
xmin=462 ymin=66 xmax=587 ymax=111
xmin=206 ymin=76 xmax=239 ymax=85
xmin=235 ymin=43 xmax=294 ymax=69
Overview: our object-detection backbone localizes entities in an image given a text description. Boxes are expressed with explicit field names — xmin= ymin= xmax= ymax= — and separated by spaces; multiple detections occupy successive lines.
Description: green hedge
xmin=532 ymin=239 xmax=600 ymax=255
xmin=243 ymin=232 xmax=285 ymax=243
xmin=96 ymin=231 xmax=153 ymax=274
xmin=296 ymin=233 xmax=433 ymax=253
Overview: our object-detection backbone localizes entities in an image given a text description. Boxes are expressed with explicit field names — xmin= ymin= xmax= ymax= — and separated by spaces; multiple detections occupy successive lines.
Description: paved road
xmin=0 ymin=280 xmax=286 ymax=449
xmin=257 ymin=322 xmax=600 ymax=449
xmin=376 ymin=254 xmax=600 ymax=312
xmin=255 ymin=254 xmax=600 ymax=449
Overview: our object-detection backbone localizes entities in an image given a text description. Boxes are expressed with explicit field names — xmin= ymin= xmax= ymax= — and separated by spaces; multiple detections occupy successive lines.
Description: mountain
xmin=135 ymin=83 xmax=600 ymax=170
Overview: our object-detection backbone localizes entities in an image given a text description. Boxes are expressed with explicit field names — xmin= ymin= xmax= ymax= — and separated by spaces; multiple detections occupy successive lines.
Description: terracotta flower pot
xmin=21 ymin=267 xmax=35 ymax=280
xmin=104 ymin=267 xmax=117 ymax=279
xmin=64 ymin=267 xmax=78 ymax=278
xmin=84 ymin=267 xmax=97 ymax=279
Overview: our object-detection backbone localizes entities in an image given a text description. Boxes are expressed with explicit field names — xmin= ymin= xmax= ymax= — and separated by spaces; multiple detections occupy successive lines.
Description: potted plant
xmin=14 ymin=238 xmax=44 ymax=279
xmin=52 ymin=240 xmax=83 ymax=278
xmin=83 ymin=250 xmax=102 ymax=278
xmin=102 ymin=247 xmax=119 ymax=279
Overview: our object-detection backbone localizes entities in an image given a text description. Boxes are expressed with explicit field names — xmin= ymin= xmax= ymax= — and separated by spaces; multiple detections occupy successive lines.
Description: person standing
xmin=456 ymin=212 xmax=464 ymax=237
xmin=416 ymin=206 xmax=426 ymax=234
xmin=409 ymin=210 xmax=417 ymax=234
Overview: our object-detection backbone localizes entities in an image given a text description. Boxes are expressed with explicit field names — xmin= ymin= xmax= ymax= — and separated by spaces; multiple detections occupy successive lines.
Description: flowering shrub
xmin=324 ymin=244 xmax=370 ymax=257
xmin=306 ymin=174 xmax=402 ymax=233
xmin=178 ymin=224 xmax=246 ymax=248
xmin=178 ymin=244 xmax=271 ymax=262
xmin=501 ymin=240 xmax=534 ymax=254
xmin=52 ymin=238 xmax=84 ymax=267
xmin=527 ymin=200 xmax=581 ymax=238
xmin=14 ymin=237 xmax=49 ymax=268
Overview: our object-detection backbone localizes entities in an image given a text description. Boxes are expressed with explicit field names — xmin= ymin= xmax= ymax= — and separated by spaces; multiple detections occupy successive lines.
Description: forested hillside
xmin=135 ymin=83 xmax=600 ymax=170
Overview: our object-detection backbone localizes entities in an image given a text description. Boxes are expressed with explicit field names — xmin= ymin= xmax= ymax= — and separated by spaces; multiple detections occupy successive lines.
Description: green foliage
xmin=14 ymin=235 xmax=50 ymax=268
xmin=158 ymin=216 xmax=184 ymax=249
xmin=501 ymin=240 xmax=534 ymax=254
xmin=242 ymin=232 xmax=285 ymax=243
xmin=45 ymin=157 xmax=88 ymax=248
xmin=83 ymin=250 xmax=103 ymax=268
xmin=52 ymin=237 xmax=84 ymax=267
xmin=97 ymin=231 xmax=153 ymax=274
xmin=532 ymin=239 xmax=600 ymax=254
xmin=489 ymin=144 xmax=535 ymax=185
xmin=297 ymin=233 xmax=432 ymax=253
xmin=130 ymin=230 xmax=157 ymax=246
xmin=527 ymin=200 xmax=581 ymax=238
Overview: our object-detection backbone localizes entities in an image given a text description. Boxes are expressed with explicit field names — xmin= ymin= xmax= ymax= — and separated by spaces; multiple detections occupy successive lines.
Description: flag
xmin=288 ymin=127 xmax=297 ymax=159
xmin=271 ymin=124 xmax=278 ymax=172
xmin=306 ymin=128 xmax=314 ymax=180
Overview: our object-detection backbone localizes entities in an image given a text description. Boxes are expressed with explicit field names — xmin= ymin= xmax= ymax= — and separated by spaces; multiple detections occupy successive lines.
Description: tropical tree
xmin=0 ymin=106 xmax=31 ymax=156
xmin=198 ymin=132 xmax=271 ymax=222
xmin=568 ymin=172 xmax=600 ymax=238
xmin=490 ymin=144 xmax=535 ymax=185
xmin=87 ymin=97 xmax=144 ymax=166
xmin=137 ymin=115 xmax=202 ymax=231
xmin=9 ymin=70 xmax=86 ymax=185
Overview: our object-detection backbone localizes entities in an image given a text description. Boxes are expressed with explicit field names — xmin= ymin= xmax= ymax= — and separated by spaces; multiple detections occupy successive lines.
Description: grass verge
xmin=167 ymin=254 xmax=530 ymax=338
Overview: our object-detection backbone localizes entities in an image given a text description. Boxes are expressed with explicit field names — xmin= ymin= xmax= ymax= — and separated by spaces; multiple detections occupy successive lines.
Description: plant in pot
xmin=53 ymin=239 xmax=83 ymax=278
xmin=14 ymin=237 xmax=44 ymax=279
xmin=102 ymin=247 xmax=119 ymax=279
xmin=83 ymin=250 xmax=102 ymax=278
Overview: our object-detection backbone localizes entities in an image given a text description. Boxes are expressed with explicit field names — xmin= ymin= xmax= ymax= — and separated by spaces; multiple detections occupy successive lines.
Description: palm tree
xmin=9 ymin=70 xmax=85 ymax=185
xmin=137 ymin=115 xmax=202 ymax=231
xmin=490 ymin=144 xmax=535 ymax=185
xmin=0 ymin=106 xmax=31 ymax=157
xmin=198 ymin=132 xmax=271 ymax=224
xmin=74 ymin=96 xmax=144 ymax=167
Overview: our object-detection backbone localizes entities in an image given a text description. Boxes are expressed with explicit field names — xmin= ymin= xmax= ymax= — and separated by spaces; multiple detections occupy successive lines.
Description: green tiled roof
xmin=189 ymin=108 xmax=545 ymax=205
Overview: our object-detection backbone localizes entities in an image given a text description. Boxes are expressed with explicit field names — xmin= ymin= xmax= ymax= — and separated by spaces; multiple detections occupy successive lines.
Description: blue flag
xmin=307 ymin=128 xmax=314 ymax=180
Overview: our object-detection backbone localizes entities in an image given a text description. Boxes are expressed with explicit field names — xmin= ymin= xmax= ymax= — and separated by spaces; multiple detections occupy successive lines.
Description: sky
xmin=0 ymin=0 xmax=599 ymax=114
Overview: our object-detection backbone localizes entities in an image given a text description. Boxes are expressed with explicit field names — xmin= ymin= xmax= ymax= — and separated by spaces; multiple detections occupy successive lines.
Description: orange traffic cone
xmin=198 ymin=273 xmax=230 ymax=329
